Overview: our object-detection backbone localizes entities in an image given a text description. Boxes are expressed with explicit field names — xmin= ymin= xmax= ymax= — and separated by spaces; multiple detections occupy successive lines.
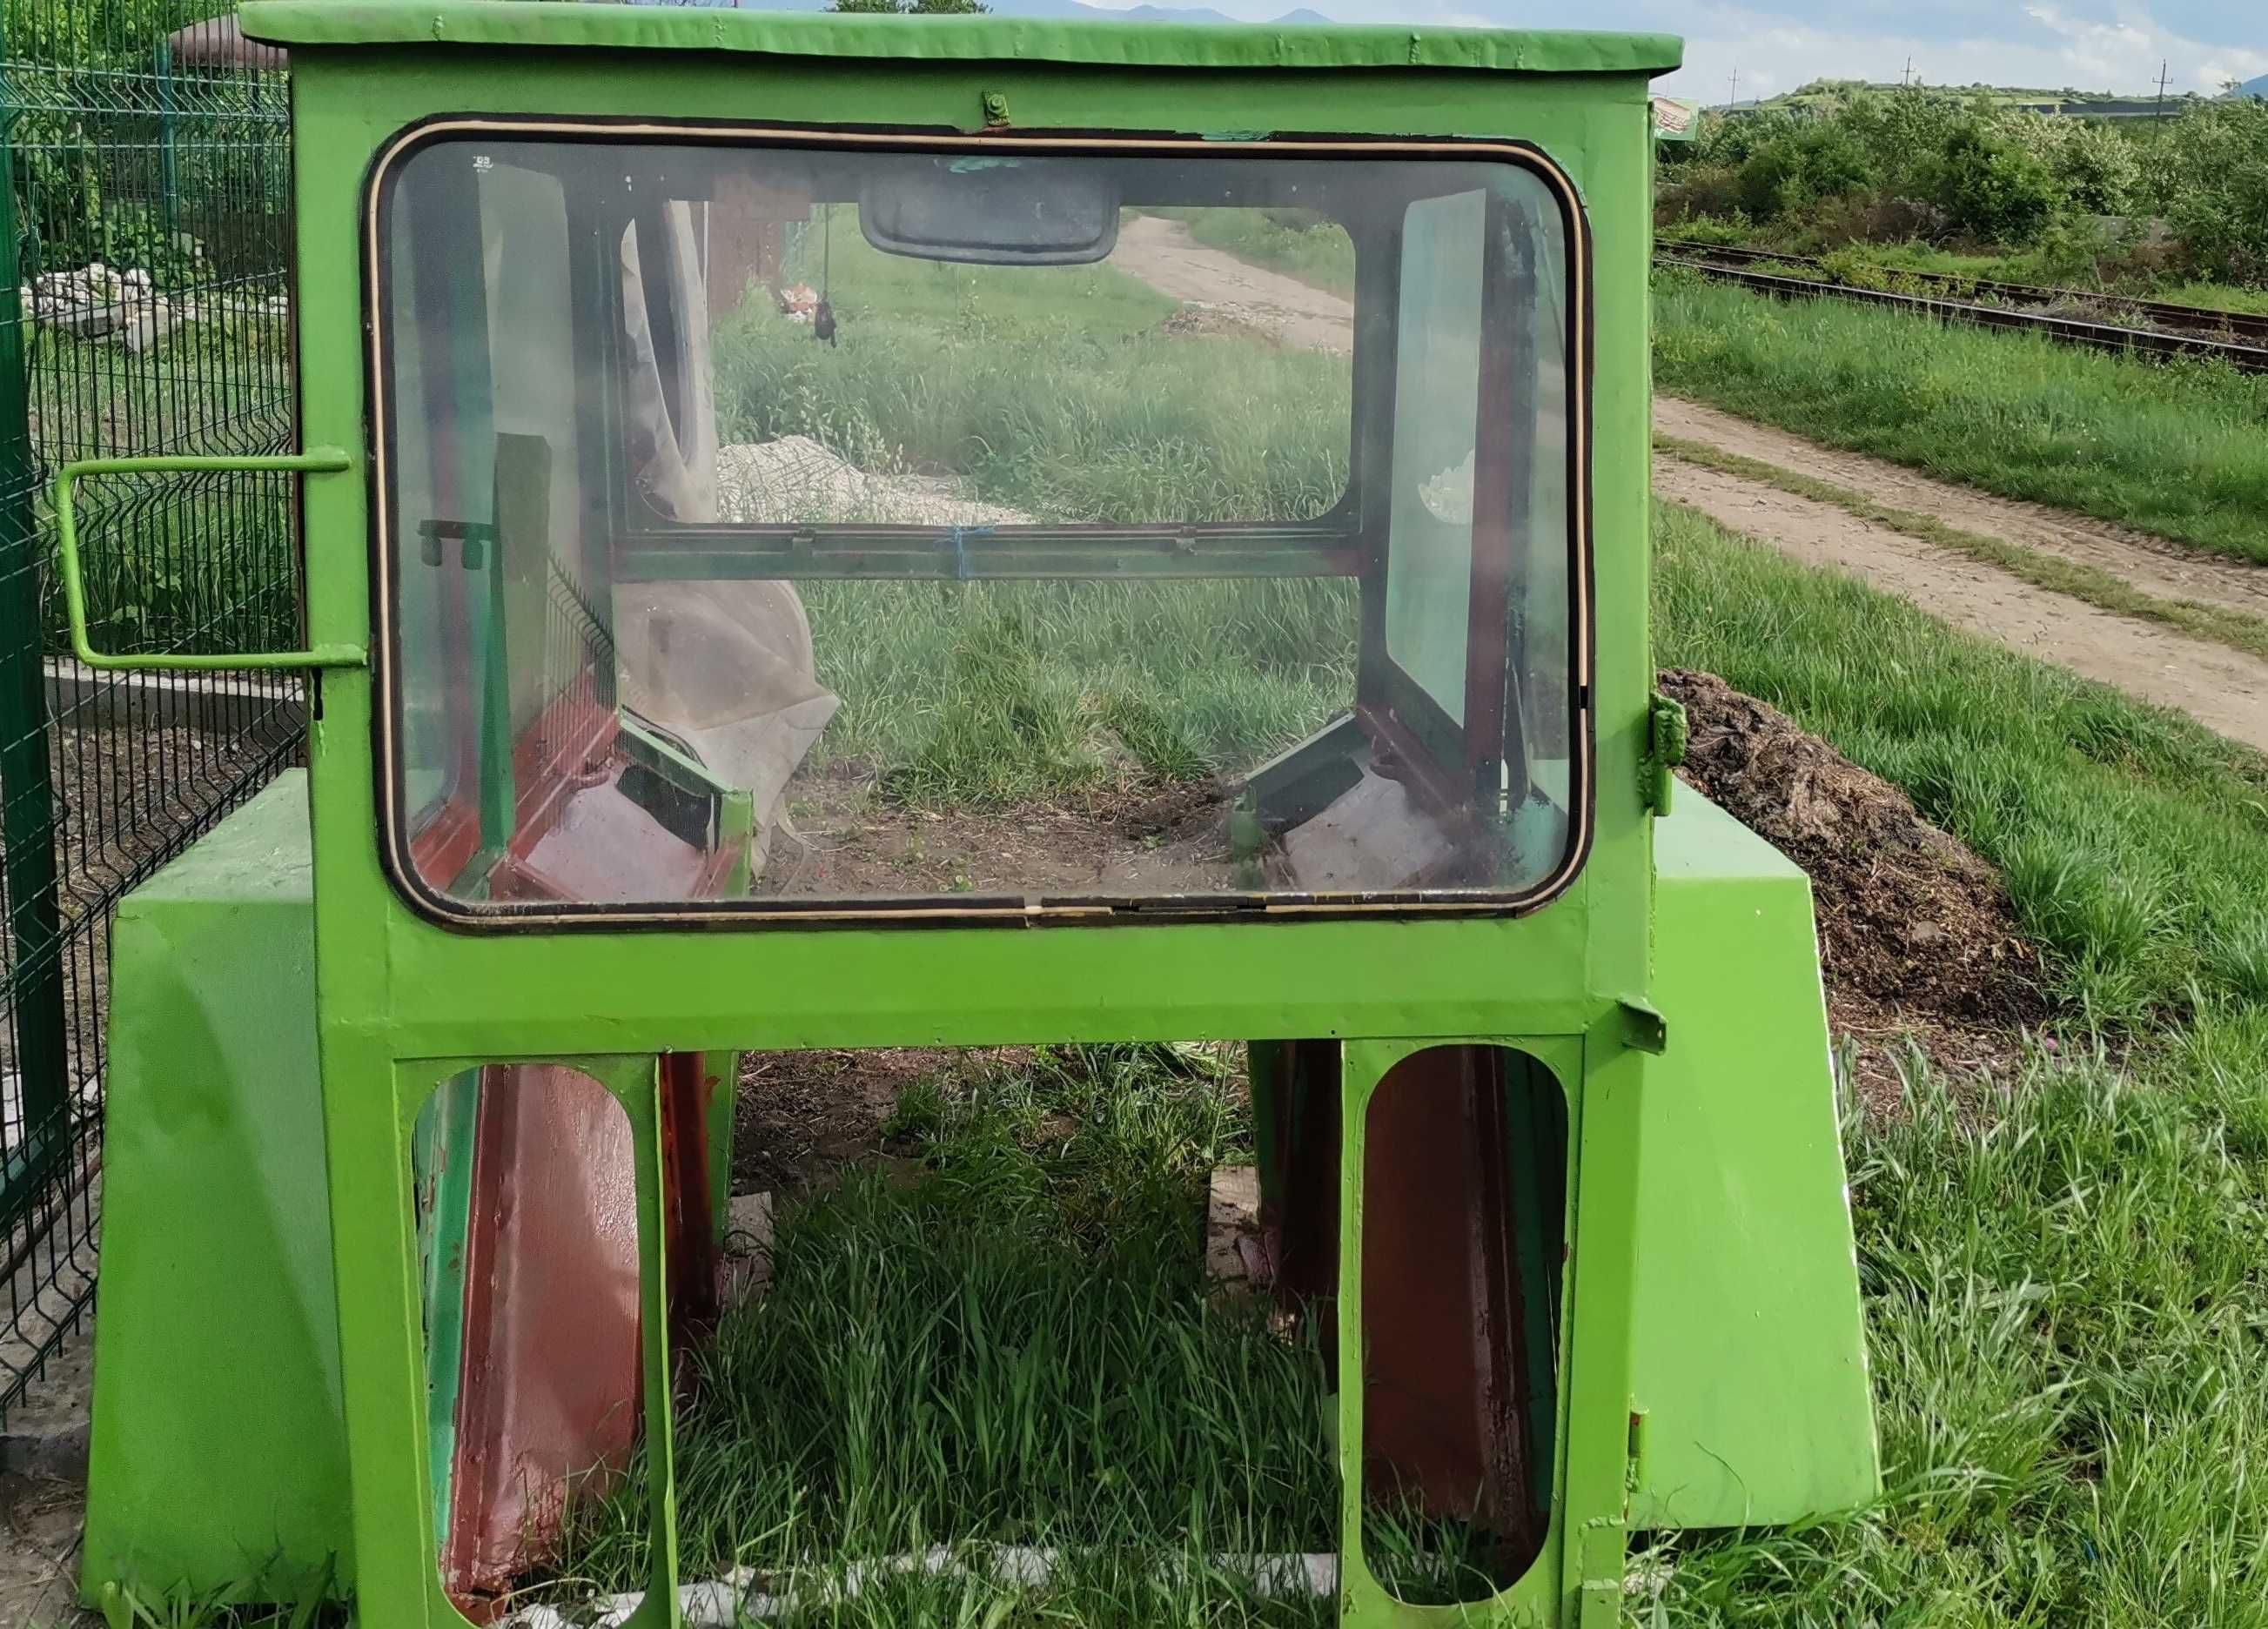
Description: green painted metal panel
xmin=1628 ymin=794 xmax=1880 ymax=1529
xmin=241 ymin=2 xmax=1681 ymax=77
xmin=80 ymin=773 xmax=351 ymax=1601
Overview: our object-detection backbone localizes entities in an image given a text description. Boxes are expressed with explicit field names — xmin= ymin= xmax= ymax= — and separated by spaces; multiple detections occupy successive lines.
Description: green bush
xmin=1732 ymin=124 xmax=1875 ymax=221
xmin=1923 ymin=119 xmax=2059 ymax=243
xmin=2043 ymin=118 xmax=2140 ymax=215
xmin=1660 ymin=88 xmax=2253 ymax=276
xmin=2157 ymin=98 xmax=2268 ymax=285
xmin=92 ymin=200 xmax=207 ymax=289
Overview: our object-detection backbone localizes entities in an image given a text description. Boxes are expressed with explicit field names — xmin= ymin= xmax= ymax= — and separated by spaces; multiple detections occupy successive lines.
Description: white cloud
xmin=2025 ymin=3 xmax=2263 ymax=91
xmin=1656 ymin=1 xmax=2265 ymax=98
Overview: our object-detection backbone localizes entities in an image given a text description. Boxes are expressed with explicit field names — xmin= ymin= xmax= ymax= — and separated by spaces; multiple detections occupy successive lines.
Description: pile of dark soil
xmin=1148 ymin=305 xmax=1282 ymax=345
xmin=753 ymin=771 xmax=1234 ymax=902
xmin=733 ymin=1046 xmax=1034 ymax=1197
xmin=1661 ymin=669 xmax=2047 ymax=1103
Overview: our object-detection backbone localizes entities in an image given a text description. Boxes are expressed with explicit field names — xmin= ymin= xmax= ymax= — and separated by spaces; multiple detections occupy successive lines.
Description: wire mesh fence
xmin=0 ymin=0 xmax=299 ymax=1420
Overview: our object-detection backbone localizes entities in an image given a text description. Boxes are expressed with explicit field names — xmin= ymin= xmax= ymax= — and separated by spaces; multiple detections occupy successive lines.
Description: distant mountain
xmin=2239 ymin=73 xmax=2268 ymax=99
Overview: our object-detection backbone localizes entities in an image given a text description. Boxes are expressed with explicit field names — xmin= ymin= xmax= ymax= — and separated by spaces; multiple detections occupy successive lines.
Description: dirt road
xmin=1111 ymin=224 xmax=2268 ymax=754
xmin=1111 ymin=216 xmax=1352 ymax=352
xmin=1655 ymin=451 xmax=2268 ymax=753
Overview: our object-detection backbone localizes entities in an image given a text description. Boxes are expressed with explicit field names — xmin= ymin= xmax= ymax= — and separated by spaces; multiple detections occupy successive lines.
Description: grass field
xmin=1652 ymin=270 xmax=2268 ymax=566
xmin=547 ymin=1042 xmax=1345 ymax=1619
xmin=720 ymin=210 xmax=1362 ymax=806
xmin=720 ymin=211 xmax=1350 ymax=526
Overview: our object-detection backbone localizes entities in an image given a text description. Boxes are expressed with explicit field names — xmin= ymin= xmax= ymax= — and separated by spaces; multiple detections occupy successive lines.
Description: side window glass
xmin=1385 ymin=190 xmax=1486 ymax=727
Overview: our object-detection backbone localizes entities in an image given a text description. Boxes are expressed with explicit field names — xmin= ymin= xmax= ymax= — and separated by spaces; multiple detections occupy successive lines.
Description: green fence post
xmin=156 ymin=40 xmax=180 ymax=252
xmin=0 ymin=106 xmax=70 ymax=1206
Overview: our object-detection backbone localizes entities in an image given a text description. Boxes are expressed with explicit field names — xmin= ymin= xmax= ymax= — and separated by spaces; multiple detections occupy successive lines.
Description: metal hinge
xmin=1644 ymin=690 xmax=1688 ymax=816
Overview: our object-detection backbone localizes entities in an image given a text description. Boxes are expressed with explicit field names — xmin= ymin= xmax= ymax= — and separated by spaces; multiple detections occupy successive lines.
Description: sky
xmin=1073 ymin=0 xmax=2266 ymax=101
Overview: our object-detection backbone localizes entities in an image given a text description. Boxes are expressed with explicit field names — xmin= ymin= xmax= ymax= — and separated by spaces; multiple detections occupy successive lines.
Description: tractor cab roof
xmin=240 ymin=1 xmax=1681 ymax=80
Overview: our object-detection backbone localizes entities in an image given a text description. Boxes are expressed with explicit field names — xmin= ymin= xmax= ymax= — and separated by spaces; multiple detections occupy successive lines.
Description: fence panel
xmin=0 ymin=0 xmax=300 ymax=1419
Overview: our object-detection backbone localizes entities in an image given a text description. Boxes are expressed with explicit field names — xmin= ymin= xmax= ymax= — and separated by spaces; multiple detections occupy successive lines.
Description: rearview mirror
xmin=860 ymin=160 xmax=1120 ymax=266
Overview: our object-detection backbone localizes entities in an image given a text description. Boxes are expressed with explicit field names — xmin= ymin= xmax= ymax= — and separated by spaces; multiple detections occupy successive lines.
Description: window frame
xmin=364 ymin=116 xmax=1596 ymax=931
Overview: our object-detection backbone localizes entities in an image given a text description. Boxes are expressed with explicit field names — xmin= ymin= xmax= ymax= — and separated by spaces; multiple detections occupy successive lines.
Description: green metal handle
xmin=53 ymin=450 xmax=365 ymax=672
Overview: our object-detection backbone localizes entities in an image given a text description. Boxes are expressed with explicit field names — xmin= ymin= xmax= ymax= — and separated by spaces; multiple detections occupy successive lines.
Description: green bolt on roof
xmin=239 ymin=0 xmax=1682 ymax=77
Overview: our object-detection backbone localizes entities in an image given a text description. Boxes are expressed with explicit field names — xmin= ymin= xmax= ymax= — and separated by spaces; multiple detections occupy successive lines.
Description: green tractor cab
xmin=77 ymin=7 xmax=1876 ymax=1626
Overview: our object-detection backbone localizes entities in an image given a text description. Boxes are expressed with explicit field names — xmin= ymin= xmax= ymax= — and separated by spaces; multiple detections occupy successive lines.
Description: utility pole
xmin=1728 ymin=65 xmax=1739 ymax=108
xmin=1902 ymin=57 xmax=1912 ymax=90
xmin=2154 ymin=58 xmax=2170 ymax=124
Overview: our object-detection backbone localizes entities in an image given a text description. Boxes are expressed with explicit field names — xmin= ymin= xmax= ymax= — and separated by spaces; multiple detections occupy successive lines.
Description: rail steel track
xmin=1654 ymin=240 xmax=2268 ymax=374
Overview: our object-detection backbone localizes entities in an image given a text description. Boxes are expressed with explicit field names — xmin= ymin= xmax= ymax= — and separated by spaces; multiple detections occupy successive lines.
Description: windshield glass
xmin=373 ymin=132 xmax=1584 ymax=922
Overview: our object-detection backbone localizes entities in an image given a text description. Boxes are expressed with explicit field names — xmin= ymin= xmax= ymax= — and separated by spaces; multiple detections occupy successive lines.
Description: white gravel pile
xmin=716 ymin=435 xmax=1031 ymax=528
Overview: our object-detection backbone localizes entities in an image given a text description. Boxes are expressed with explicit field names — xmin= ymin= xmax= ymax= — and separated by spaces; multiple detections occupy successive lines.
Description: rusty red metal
xmin=659 ymin=1051 xmax=721 ymax=1335
xmin=440 ymin=689 xmax=734 ymax=1611
xmin=1253 ymin=1039 xmax=1342 ymax=1321
xmin=442 ymin=1064 xmax=644 ymax=1608
xmin=1359 ymin=1044 xmax=1549 ymax=1573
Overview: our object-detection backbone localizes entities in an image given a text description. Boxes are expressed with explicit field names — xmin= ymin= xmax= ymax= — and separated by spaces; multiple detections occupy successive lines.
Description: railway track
xmin=1655 ymin=240 xmax=2268 ymax=374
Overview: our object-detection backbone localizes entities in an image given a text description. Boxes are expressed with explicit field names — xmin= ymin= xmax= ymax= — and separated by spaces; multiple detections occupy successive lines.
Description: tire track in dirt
xmin=1107 ymin=222 xmax=2268 ymax=752
xmin=1655 ymin=396 xmax=2268 ymax=620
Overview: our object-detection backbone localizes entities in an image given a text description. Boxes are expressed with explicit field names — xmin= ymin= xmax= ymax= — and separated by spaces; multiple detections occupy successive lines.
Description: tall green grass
xmin=800 ymin=579 xmax=1355 ymax=805
xmin=719 ymin=216 xmax=1360 ymax=806
xmin=1653 ymin=270 xmax=2268 ymax=566
xmin=546 ymin=1044 xmax=1343 ymax=1613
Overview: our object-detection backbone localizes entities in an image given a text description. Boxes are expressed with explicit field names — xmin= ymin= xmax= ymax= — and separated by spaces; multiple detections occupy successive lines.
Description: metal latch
xmin=1617 ymin=996 xmax=1667 ymax=1055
